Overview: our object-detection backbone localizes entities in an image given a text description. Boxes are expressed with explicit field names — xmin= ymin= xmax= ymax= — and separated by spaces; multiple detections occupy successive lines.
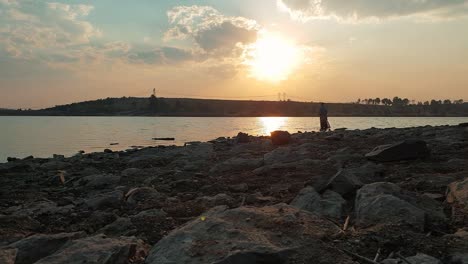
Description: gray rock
xmin=84 ymin=191 xmax=123 ymax=210
xmin=0 ymin=248 xmax=17 ymax=264
xmin=209 ymin=158 xmax=263 ymax=173
xmin=406 ymin=253 xmax=442 ymax=264
xmin=450 ymin=253 xmax=468 ymax=264
xmin=145 ymin=204 xmax=353 ymax=264
xmin=196 ymin=193 xmax=234 ymax=208
xmin=356 ymin=183 xmax=426 ymax=230
xmin=96 ymin=217 xmax=137 ymax=237
xmin=321 ymin=170 xmax=364 ymax=196
xmin=131 ymin=209 xmax=167 ymax=223
xmin=34 ymin=235 xmax=145 ymax=264
xmin=290 ymin=186 xmax=346 ymax=218
xmin=365 ymin=139 xmax=430 ymax=162
xmin=16 ymin=201 xmax=74 ymax=217
xmin=270 ymin=130 xmax=291 ymax=145
xmin=40 ymin=160 xmax=69 ymax=170
xmin=125 ymin=187 xmax=163 ymax=209
xmin=121 ymin=168 xmax=142 ymax=177
xmin=10 ymin=232 xmax=84 ymax=264
xmin=78 ymin=174 xmax=121 ymax=189
xmin=263 ymin=147 xmax=295 ymax=165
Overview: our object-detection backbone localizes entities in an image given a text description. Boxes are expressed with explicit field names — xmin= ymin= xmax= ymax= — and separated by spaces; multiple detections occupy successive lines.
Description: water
xmin=1 ymin=116 xmax=467 ymax=161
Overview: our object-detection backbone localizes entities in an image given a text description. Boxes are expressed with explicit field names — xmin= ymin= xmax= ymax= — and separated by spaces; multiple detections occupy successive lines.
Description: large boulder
xmin=290 ymin=186 xmax=346 ymax=219
xmin=8 ymin=232 xmax=84 ymax=264
xmin=365 ymin=139 xmax=430 ymax=162
xmin=145 ymin=204 xmax=354 ymax=264
xmin=34 ymin=235 xmax=146 ymax=264
xmin=447 ymin=178 xmax=468 ymax=209
xmin=270 ymin=130 xmax=291 ymax=145
xmin=355 ymin=182 xmax=426 ymax=230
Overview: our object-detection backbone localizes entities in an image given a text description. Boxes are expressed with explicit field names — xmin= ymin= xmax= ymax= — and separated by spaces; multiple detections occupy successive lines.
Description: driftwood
xmin=152 ymin=137 xmax=175 ymax=141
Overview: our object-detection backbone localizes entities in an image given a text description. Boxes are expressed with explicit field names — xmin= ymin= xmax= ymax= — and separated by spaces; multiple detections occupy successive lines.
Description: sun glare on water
xmin=245 ymin=31 xmax=301 ymax=82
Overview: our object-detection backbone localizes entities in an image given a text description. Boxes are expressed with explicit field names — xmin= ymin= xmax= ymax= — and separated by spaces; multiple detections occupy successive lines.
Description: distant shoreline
xmin=1 ymin=96 xmax=467 ymax=117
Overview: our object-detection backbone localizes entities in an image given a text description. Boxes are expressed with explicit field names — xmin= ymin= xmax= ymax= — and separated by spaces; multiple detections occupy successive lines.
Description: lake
xmin=1 ymin=116 xmax=467 ymax=161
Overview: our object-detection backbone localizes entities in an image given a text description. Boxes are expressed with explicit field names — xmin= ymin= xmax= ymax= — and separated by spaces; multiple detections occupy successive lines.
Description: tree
xmin=424 ymin=101 xmax=430 ymax=106
xmin=443 ymin=99 xmax=452 ymax=105
xmin=402 ymin=98 xmax=410 ymax=106
xmin=382 ymin=98 xmax=392 ymax=106
xmin=357 ymin=98 xmax=361 ymax=104
xmin=454 ymin=99 xmax=464 ymax=104
xmin=375 ymin=98 xmax=381 ymax=105
xmin=363 ymin=99 xmax=368 ymax=104
xmin=393 ymin=96 xmax=403 ymax=106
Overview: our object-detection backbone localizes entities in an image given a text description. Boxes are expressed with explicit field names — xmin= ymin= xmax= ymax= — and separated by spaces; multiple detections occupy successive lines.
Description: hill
xmin=1 ymin=97 xmax=468 ymax=117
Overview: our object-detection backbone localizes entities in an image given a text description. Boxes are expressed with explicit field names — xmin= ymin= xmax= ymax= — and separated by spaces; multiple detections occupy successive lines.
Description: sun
xmin=245 ymin=31 xmax=301 ymax=82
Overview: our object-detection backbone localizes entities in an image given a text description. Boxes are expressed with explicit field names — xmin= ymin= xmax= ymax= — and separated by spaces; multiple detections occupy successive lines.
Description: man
xmin=319 ymin=103 xmax=330 ymax=131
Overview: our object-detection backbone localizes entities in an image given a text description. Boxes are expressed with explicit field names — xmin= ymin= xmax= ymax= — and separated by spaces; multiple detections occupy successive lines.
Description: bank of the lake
xmin=0 ymin=124 xmax=467 ymax=263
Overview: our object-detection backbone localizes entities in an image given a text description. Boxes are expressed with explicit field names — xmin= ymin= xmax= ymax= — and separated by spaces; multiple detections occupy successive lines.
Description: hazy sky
xmin=1 ymin=0 xmax=468 ymax=109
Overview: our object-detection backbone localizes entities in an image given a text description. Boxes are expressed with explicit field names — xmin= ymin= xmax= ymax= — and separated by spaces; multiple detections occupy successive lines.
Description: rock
xmin=7 ymin=157 xmax=18 ymax=162
xmin=447 ymin=178 xmax=468 ymax=209
xmin=228 ymin=183 xmax=249 ymax=192
xmin=0 ymin=248 xmax=17 ymax=264
xmin=270 ymin=130 xmax=291 ymax=145
xmin=40 ymin=160 xmax=69 ymax=170
xmin=34 ymin=235 xmax=146 ymax=264
xmin=450 ymin=253 xmax=468 ymax=264
xmin=84 ymin=191 xmax=123 ymax=210
xmin=195 ymin=193 xmax=234 ymax=208
xmin=96 ymin=217 xmax=137 ymax=237
xmin=290 ymin=186 xmax=346 ymax=218
xmin=406 ymin=253 xmax=442 ymax=264
xmin=125 ymin=187 xmax=163 ymax=209
xmin=121 ymin=168 xmax=141 ymax=177
xmin=9 ymin=232 xmax=84 ymax=264
xmin=236 ymin=132 xmax=250 ymax=143
xmin=209 ymin=158 xmax=263 ymax=173
xmin=320 ymin=169 xmax=364 ymax=196
xmin=131 ymin=209 xmax=167 ymax=223
xmin=78 ymin=174 xmax=121 ymax=189
xmin=365 ymin=139 xmax=430 ymax=162
xmin=16 ymin=201 xmax=74 ymax=217
xmin=263 ymin=147 xmax=294 ymax=165
xmin=104 ymin=148 xmax=113 ymax=153
xmin=145 ymin=204 xmax=353 ymax=264
xmin=459 ymin=122 xmax=468 ymax=127
xmin=83 ymin=211 xmax=117 ymax=232
xmin=355 ymin=183 xmax=426 ymax=230
xmin=0 ymin=214 xmax=40 ymax=232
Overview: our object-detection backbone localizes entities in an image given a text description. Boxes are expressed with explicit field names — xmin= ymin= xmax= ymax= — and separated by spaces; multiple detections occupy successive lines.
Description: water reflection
xmin=259 ymin=117 xmax=287 ymax=135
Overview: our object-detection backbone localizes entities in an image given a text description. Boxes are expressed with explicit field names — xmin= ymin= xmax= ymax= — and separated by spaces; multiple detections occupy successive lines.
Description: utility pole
xmin=278 ymin=92 xmax=281 ymax=101
xmin=283 ymin=92 xmax=286 ymax=101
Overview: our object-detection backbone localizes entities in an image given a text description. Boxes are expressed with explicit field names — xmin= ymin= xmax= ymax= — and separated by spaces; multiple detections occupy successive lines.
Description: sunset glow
xmin=245 ymin=32 xmax=301 ymax=82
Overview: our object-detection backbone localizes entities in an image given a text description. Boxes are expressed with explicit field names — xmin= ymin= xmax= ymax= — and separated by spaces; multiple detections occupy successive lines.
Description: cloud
xmin=0 ymin=0 xmax=100 ymax=58
xmin=127 ymin=46 xmax=195 ymax=65
xmin=277 ymin=0 xmax=468 ymax=22
xmin=165 ymin=5 xmax=259 ymax=54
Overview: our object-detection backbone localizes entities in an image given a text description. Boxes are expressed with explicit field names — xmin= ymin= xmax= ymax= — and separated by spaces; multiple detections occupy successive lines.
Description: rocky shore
xmin=1 ymin=124 xmax=467 ymax=264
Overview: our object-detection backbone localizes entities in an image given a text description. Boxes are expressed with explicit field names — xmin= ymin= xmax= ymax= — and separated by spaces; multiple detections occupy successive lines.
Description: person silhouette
xmin=319 ymin=103 xmax=330 ymax=131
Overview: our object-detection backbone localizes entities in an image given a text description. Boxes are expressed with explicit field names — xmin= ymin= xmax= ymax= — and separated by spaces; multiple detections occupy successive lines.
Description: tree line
xmin=356 ymin=97 xmax=464 ymax=106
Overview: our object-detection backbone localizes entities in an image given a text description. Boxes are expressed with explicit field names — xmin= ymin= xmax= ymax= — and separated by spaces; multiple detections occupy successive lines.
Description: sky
xmin=0 ymin=0 xmax=468 ymax=109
